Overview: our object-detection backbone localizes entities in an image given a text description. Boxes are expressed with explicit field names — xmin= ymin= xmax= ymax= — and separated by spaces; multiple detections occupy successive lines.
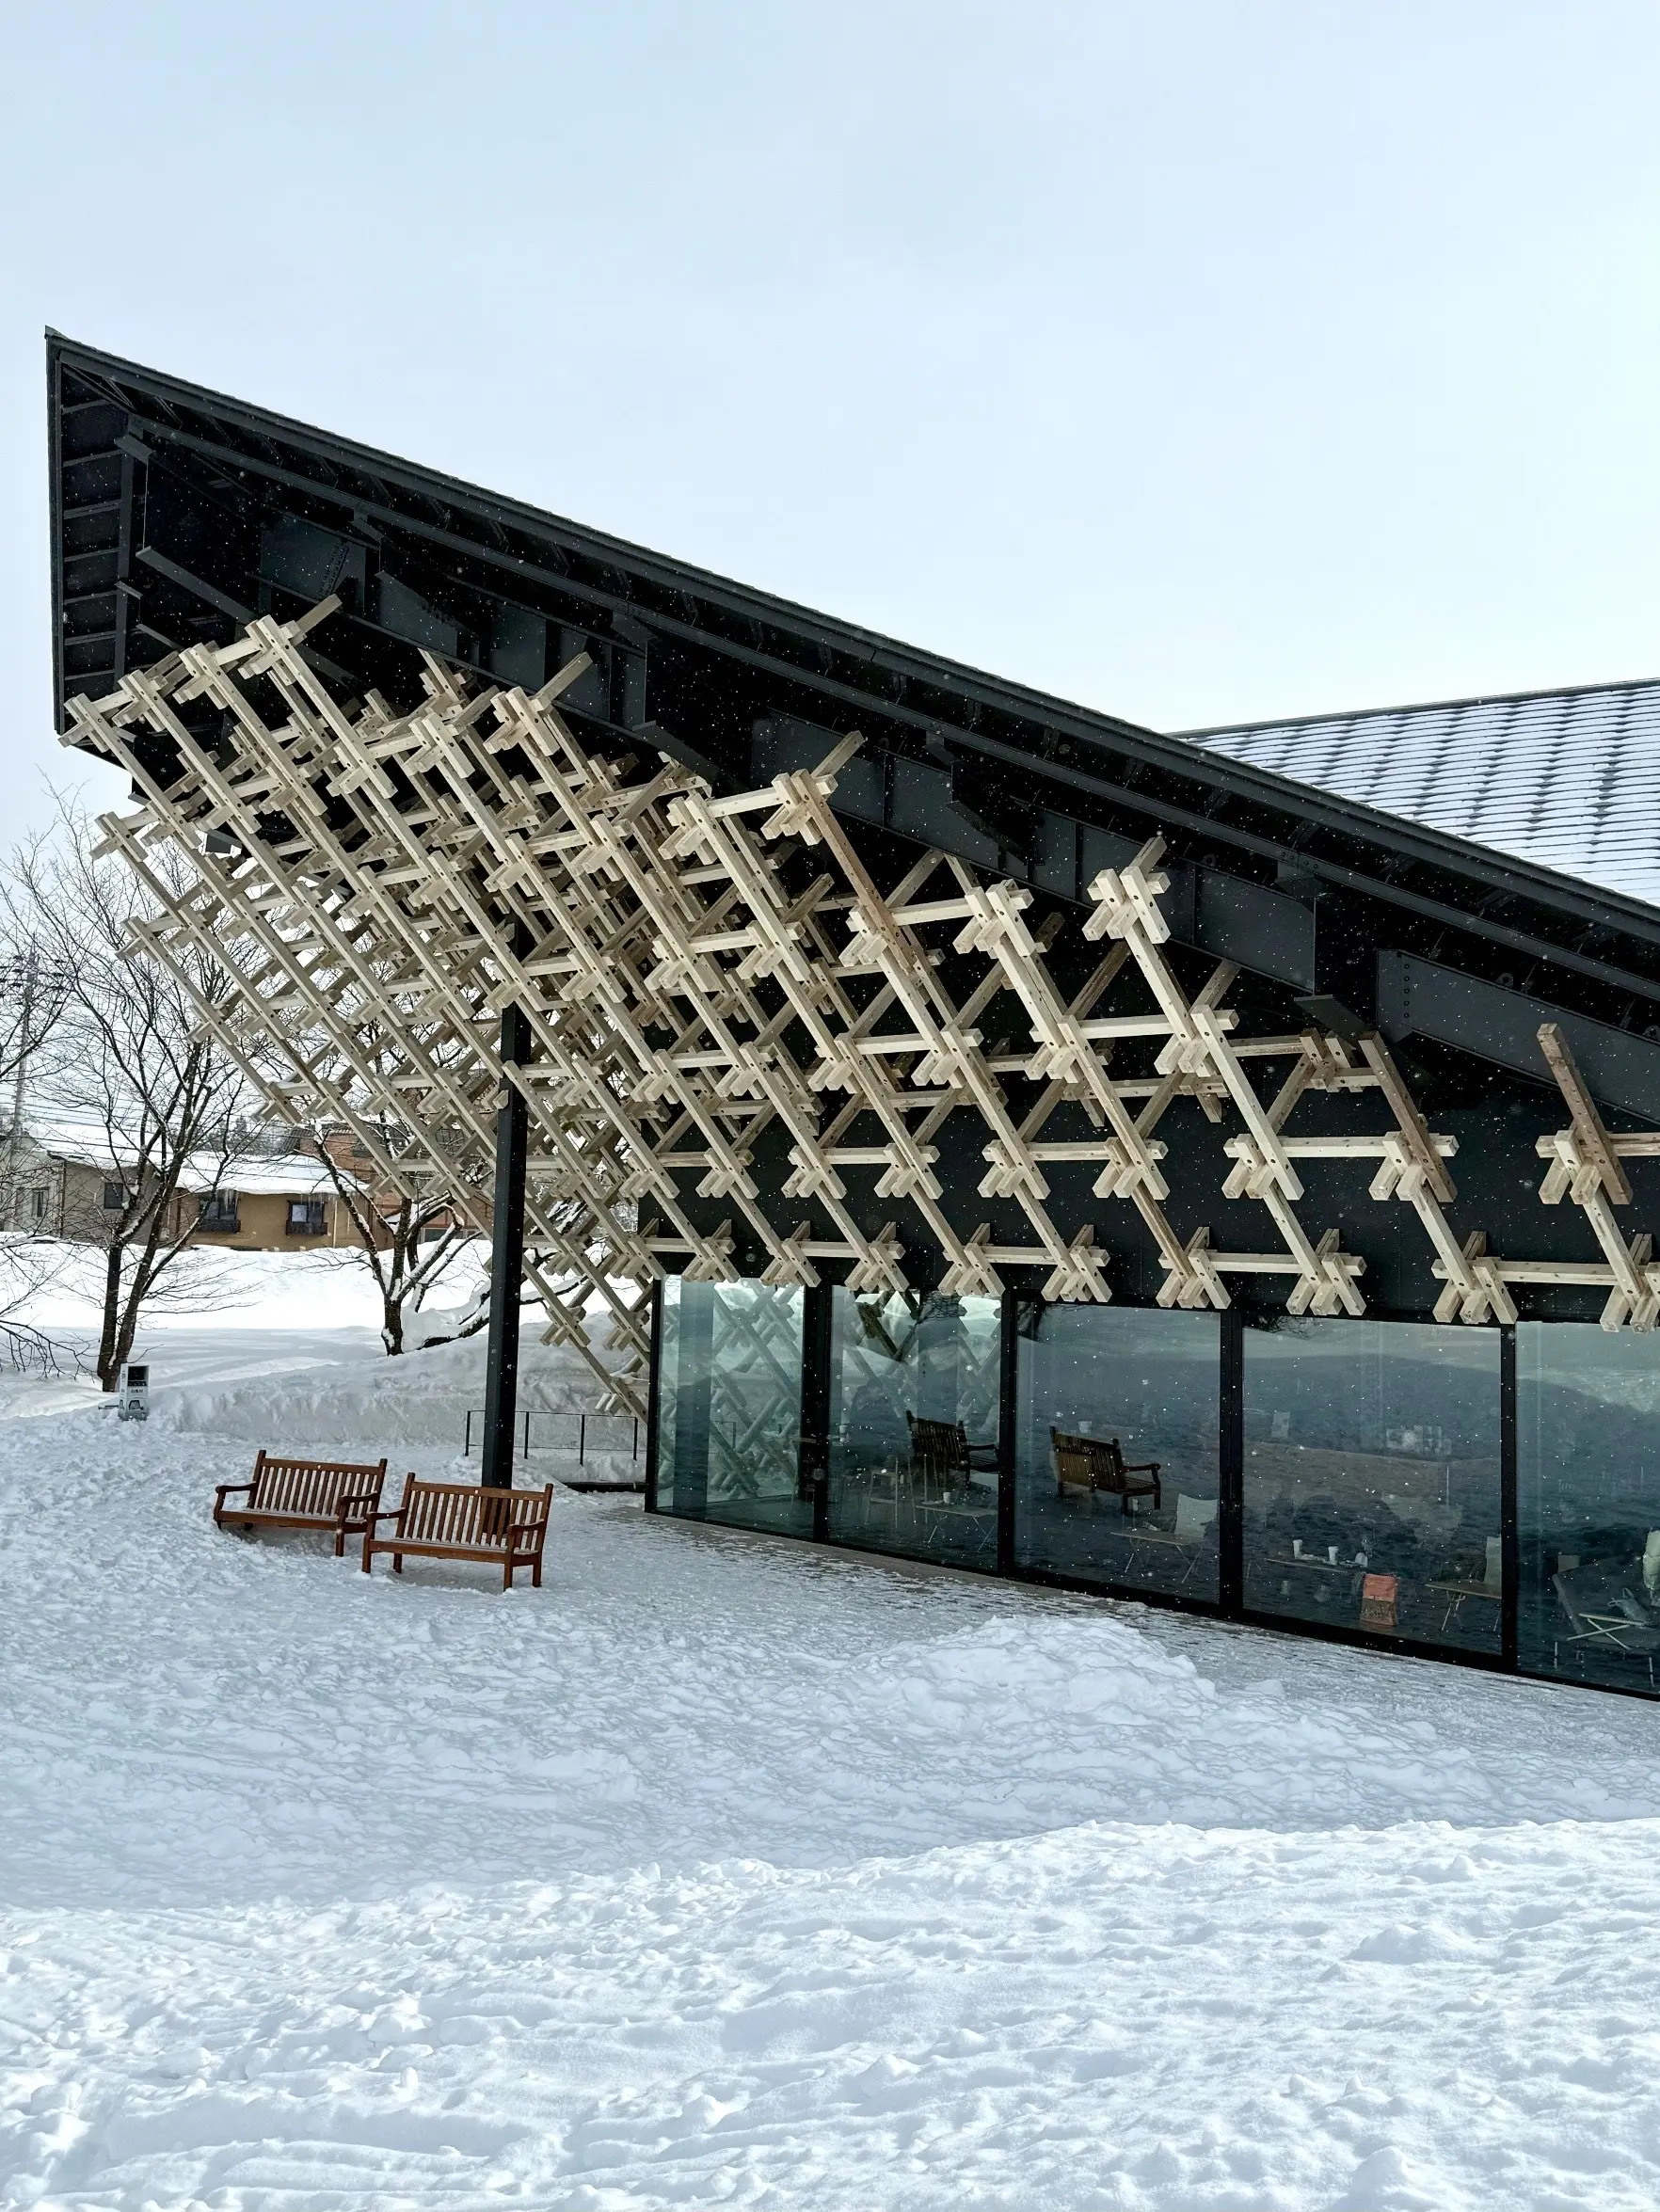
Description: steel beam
xmin=481 ymin=995 xmax=532 ymax=1489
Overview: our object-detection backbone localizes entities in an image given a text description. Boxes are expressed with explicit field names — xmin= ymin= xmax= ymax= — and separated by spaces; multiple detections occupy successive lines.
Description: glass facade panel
xmin=654 ymin=1278 xmax=810 ymax=1536
xmin=1242 ymin=1318 xmax=1502 ymax=1653
xmin=1014 ymin=1303 xmax=1221 ymax=1600
xmin=826 ymin=1290 xmax=1000 ymax=1568
xmin=1519 ymin=1323 xmax=1660 ymax=1694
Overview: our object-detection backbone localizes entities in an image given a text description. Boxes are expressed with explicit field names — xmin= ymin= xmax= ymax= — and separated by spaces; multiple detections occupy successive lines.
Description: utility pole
xmin=4 ymin=946 xmax=39 ymax=1233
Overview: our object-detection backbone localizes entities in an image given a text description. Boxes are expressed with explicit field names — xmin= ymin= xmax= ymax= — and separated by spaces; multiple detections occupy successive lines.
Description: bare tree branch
xmin=1 ymin=802 xmax=249 ymax=1390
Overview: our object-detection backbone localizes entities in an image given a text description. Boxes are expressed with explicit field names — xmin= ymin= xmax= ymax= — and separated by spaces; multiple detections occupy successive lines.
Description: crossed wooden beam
xmin=62 ymin=599 xmax=1660 ymax=1407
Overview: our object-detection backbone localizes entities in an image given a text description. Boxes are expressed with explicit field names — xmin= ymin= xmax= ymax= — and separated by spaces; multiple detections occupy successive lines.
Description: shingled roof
xmin=1182 ymin=677 xmax=1660 ymax=914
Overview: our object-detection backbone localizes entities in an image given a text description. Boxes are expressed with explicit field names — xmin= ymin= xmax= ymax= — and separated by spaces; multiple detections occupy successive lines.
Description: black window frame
xmin=198 ymin=1189 xmax=240 ymax=1232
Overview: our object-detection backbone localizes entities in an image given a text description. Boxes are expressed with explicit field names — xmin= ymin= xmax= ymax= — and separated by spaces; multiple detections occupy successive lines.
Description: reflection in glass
xmin=654 ymin=1277 xmax=809 ymax=1536
xmin=1242 ymin=1318 xmax=1502 ymax=1652
xmin=1519 ymin=1323 xmax=1660 ymax=1693
xmin=1014 ymin=1303 xmax=1221 ymax=1601
xmin=827 ymin=1290 xmax=1000 ymax=1567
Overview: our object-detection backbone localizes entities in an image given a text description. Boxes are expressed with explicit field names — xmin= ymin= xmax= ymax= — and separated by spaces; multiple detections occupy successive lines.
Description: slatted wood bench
xmin=1051 ymin=1428 xmax=1162 ymax=1514
xmin=360 ymin=1476 xmax=554 ymax=1589
xmin=214 ymin=1451 xmax=389 ymax=1555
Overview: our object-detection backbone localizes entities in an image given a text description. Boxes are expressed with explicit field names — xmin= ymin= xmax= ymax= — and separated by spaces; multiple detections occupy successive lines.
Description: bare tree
xmin=305 ymin=1121 xmax=483 ymax=1355
xmin=0 ymin=1233 xmax=78 ymax=1377
xmin=2 ymin=807 xmax=249 ymax=1390
xmin=0 ymin=856 xmax=75 ymax=1230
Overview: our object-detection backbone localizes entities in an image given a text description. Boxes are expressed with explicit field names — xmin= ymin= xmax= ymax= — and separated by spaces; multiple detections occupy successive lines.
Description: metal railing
xmin=462 ymin=1408 xmax=642 ymax=1466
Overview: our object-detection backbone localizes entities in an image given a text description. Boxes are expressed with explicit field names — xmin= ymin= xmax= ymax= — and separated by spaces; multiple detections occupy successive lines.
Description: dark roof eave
xmin=46 ymin=330 xmax=1660 ymax=984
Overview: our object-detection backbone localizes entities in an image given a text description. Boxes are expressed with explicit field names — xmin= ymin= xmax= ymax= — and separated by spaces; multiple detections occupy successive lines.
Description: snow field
xmin=6 ymin=1304 xmax=1660 ymax=2204
xmin=13 ymin=1821 xmax=1660 ymax=2211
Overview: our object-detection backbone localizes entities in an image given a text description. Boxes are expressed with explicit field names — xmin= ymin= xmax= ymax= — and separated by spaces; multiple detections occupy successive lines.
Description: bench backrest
xmin=396 ymin=1478 xmax=553 ymax=1550
xmin=1052 ymin=1428 xmax=1107 ymax=1488
xmin=906 ymin=1413 xmax=970 ymax=1477
xmin=249 ymin=1451 xmax=388 ymax=1517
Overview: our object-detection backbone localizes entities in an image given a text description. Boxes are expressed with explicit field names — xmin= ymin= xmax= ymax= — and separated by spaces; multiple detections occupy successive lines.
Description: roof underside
xmin=1186 ymin=680 xmax=1660 ymax=915
xmin=44 ymin=333 xmax=1660 ymax=1042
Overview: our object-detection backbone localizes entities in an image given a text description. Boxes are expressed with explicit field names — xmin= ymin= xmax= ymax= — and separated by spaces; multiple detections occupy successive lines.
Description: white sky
xmin=3 ymin=2 xmax=1658 ymax=844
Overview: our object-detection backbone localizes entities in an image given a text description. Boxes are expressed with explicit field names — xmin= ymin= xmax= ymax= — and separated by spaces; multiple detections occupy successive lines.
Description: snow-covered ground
xmin=7 ymin=1261 xmax=1660 ymax=2206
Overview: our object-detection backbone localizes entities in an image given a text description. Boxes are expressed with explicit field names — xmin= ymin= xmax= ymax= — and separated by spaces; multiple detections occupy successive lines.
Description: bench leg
xmin=532 ymin=1556 xmax=543 ymax=1589
xmin=392 ymin=1553 xmax=402 ymax=1575
xmin=360 ymin=1540 xmax=374 ymax=1574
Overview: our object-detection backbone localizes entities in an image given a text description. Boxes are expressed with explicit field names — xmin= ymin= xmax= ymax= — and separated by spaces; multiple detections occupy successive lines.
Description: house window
xmin=199 ymin=1191 xmax=240 ymax=1232
xmin=286 ymin=1197 xmax=327 ymax=1236
xmin=32 ymin=1187 xmax=47 ymax=1222
xmin=103 ymin=1181 xmax=127 ymax=1211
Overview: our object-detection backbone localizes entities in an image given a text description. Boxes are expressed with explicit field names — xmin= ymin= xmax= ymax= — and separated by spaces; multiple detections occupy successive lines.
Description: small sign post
xmin=117 ymin=1362 xmax=150 ymax=1422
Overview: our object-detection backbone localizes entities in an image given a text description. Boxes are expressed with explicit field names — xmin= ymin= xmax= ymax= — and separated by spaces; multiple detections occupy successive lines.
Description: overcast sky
xmin=4 ymin=2 xmax=1658 ymax=843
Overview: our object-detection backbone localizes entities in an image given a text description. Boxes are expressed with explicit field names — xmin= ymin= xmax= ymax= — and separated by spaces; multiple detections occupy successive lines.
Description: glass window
xmin=1519 ymin=1323 xmax=1660 ymax=1695
xmin=1242 ymin=1317 xmax=1502 ymax=1653
xmin=286 ymin=1197 xmax=327 ymax=1235
xmin=826 ymin=1290 xmax=1000 ymax=1569
xmin=103 ymin=1180 xmax=127 ymax=1212
xmin=1014 ymin=1302 xmax=1221 ymax=1601
xmin=653 ymin=1277 xmax=810 ymax=1537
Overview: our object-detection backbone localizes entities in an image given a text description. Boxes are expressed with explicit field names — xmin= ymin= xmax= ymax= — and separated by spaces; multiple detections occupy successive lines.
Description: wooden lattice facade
xmin=49 ymin=337 xmax=1660 ymax=1697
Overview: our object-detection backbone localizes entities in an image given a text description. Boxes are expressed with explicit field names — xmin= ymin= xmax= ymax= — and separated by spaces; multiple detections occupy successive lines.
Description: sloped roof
xmin=17 ymin=1122 xmax=359 ymax=1195
xmin=1182 ymin=678 xmax=1660 ymax=915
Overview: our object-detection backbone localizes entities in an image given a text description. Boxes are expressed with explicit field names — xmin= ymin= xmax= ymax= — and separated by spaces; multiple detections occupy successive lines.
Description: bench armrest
xmin=215 ymin=1482 xmax=256 ymax=1500
xmin=335 ymin=1489 xmax=383 ymax=1511
xmin=363 ymin=1504 xmax=405 ymax=1525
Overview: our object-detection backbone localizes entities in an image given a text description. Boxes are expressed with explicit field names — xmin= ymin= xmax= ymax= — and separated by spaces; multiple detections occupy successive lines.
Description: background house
xmin=184 ymin=1154 xmax=359 ymax=1249
xmin=0 ymin=1123 xmax=364 ymax=1249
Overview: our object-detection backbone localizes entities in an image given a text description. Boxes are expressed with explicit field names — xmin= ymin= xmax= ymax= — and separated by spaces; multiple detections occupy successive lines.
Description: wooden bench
xmin=904 ymin=1412 xmax=998 ymax=1491
xmin=360 ymin=1476 xmax=554 ymax=1589
xmin=1051 ymin=1428 xmax=1162 ymax=1514
xmin=214 ymin=1451 xmax=389 ymax=1555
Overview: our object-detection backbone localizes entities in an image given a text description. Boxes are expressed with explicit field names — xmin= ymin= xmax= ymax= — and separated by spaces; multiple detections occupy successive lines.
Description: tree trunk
xmin=96 ymin=1242 xmax=123 ymax=1391
xmin=382 ymin=1290 xmax=405 ymax=1357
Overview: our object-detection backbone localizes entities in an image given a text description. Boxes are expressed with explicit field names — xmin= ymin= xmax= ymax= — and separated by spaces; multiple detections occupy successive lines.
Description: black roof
xmin=45 ymin=330 xmax=1660 ymax=1027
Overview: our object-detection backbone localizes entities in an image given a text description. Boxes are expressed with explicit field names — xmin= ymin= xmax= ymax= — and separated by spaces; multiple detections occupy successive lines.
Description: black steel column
xmin=643 ymin=1279 xmax=664 ymax=1514
xmin=997 ymin=1291 xmax=1020 ymax=1575
xmin=481 ymin=995 xmax=532 ymax=1488
xmin=1500 ymin=1323 xmax=1519 ymax=1671
xmin=800 ymin=1281 xmax=833 ymax=1541
xmin=1218 ymin=1308 xmax=1245 ymax=1615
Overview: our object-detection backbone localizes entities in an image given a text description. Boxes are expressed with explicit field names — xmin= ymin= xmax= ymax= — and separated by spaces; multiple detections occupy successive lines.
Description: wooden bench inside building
xmin=904 ymin=1412 xmax=998 ymax=1489
xmin=213 ymin=1451 xmax=389 ymax=1553
xmin=1051 ymin=1429 xmax=1162 ymax=1513
xmin=361 ymin=1476 xmax=554 ymax=1589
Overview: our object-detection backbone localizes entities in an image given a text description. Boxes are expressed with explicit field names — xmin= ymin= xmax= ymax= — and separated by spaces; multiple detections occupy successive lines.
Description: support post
xmin=481 ymin=995 xmax=532 ymax=1488
xmin=644 ymin=1280 xmax=664 ymax=1513
xmin=1500 ymin=1324 xmax=1519 ymax=1671
xmin=799 ymin=1281 xmax=833 ymax=1541
xmin=1218 ymin=1308 xmax=1245 ymax=1615
xmin=998 ymin=1290 xmax=1020 ymax=1576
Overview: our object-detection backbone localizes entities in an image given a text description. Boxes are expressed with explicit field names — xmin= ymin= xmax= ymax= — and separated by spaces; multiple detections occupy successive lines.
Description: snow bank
xmin=7 ymin=1313 xmax=1660 ymax=2205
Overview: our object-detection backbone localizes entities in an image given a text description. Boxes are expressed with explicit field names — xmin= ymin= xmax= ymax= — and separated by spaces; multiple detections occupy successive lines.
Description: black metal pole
xmin=1218 ymin=1308 xmax=1245 ymax=1615
xmin=997 ymin=1289 xmax=1019 ymax=1575
xmin=1500 ymin=1323 xmax=1518 ymax=1672
xmin=481 ymin=995 xmax=531 ymax=1488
